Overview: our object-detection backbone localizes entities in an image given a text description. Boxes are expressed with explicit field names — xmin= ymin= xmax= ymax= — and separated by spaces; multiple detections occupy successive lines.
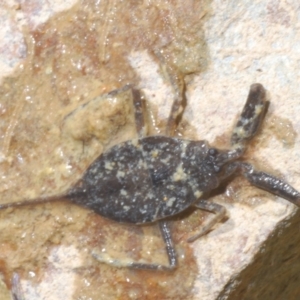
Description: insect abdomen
xmin=68 ymin=136 xmax=215 ymax=224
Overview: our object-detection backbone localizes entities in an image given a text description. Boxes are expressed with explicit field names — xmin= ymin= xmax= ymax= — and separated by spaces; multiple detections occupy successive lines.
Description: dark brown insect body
xmin=68 ymin=137 xmax=218 ymax=224
xmin=2 ymin=83 xmax=300 ymax=271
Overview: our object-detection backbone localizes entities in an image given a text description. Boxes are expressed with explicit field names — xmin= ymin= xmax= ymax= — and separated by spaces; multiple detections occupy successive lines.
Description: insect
xmin=1 ymin=83 xmax=300 ymax=271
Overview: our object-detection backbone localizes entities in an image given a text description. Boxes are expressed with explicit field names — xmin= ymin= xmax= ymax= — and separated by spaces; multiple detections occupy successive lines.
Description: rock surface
xmin=0 ymin=0 xmax=300 ymax=299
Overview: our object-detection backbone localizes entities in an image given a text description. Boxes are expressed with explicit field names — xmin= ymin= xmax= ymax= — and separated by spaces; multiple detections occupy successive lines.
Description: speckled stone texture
xmin=1 ymin=1 xmax=300 ymax=300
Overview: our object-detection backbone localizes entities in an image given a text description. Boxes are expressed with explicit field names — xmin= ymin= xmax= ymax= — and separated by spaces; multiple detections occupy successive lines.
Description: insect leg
xmin=154 ymin=52 xmax=186 ymax=137
xmin=158 ymin=221 xmax=177 ymax=269
xmin=131 ymin=88 xmax=148 ymax=138
xmin=126 ymin=221 xmax=176 ymax=270
xmin=164 ymin=69 xmax=186 ymax=137
xmin=92 ymin=222 xmax=177 ymax=270
xmin=11 ymin=273 xmax=25 ymax=300
xmin=228 ymin=162 xmax=300 ymax=206
xmin=231 ymin=83 xmax=268 ymax=150
xmin=187 ymin=200 xmax=227 ymax=243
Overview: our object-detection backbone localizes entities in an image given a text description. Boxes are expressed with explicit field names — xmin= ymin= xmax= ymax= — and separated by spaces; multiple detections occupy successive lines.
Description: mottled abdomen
xmin=68 ymin=136 xmax=219 ymax=224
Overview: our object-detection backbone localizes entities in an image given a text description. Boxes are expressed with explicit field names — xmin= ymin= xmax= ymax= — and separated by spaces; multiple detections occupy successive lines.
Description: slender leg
xmin=11 ymin=273 xmax=24 ymax=300
xmin=131 ymin=88 xmax=147 ymax=138
xmin=187 ymin=200 xmax=227 ymax=243
xmin=231 ymin=83 xmax=268 ymax=150
xmin=92 ymin=221 xmax=177 ymax=270
xmin=226 ymin=162 xmax=300 ymax=206
xmin=155 ymin=52 xmax=186 ymax=137
xmin=158 ymin=221 xmax=177 ymax=268
xmin=164 ymin=68 xmax=185 ymax=137
xmin=108 ymin=85 xmax=147 ymax=139
xmin=127 ymin=221 xmax=177 ymax=270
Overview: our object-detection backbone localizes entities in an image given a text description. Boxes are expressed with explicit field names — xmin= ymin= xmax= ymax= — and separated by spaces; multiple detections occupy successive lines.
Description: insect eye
xmin=208 ymin=148 xmax=218 ymax=157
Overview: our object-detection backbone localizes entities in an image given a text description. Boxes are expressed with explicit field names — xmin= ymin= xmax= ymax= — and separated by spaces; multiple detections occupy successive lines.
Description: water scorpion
xmin=1 ymin=83 xmax=300 ymax=270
